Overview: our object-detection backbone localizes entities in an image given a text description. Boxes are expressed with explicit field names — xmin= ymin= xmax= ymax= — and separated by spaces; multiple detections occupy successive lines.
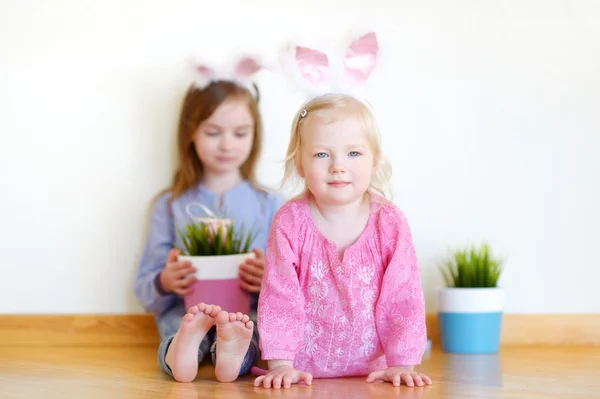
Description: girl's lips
xmin=328 ymin=181 xmax=350 ymax=187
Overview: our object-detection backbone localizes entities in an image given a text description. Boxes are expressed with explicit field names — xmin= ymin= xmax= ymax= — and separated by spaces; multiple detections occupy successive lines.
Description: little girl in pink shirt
xmin=254 ymin=31 xmax=433 ymax=389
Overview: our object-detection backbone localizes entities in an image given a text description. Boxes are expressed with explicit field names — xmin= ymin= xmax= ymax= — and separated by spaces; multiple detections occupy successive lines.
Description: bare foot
xmin=214 ymin=310 xmax=254 ymax=382
xmin=165 ymin=303 xmax=221 ymax=382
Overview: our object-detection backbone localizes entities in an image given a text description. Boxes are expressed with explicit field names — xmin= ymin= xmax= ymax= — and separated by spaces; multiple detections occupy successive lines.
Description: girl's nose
xmin=219 ymin=135 xmax=233 ymax=151
xmin=329 ymin=158 xmax=346 ymax=174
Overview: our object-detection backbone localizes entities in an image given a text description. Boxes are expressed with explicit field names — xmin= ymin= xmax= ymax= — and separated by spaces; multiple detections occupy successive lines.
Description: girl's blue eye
xmin=349 ymin=151 xmax=360 ymax=157
xmin=316 ymin=152 xmax=328 ymax=158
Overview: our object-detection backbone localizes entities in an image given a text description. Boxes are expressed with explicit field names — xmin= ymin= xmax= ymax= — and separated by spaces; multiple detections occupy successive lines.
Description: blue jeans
xmin=156 ymin=302 xmax=259 ymax=379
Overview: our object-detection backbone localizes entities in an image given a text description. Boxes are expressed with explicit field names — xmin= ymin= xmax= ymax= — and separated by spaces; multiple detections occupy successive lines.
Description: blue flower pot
xmin=436 ymin=288 xmax=506 ymax=354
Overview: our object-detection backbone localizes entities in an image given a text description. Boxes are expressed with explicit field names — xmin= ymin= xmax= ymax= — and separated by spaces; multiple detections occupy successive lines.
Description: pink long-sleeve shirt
xmin=257 ymin=193 xmax=427 ymax=378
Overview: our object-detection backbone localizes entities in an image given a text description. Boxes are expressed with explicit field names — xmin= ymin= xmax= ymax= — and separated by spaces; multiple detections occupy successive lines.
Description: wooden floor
xmin=1 ymin=346 xmax=599 ymax=398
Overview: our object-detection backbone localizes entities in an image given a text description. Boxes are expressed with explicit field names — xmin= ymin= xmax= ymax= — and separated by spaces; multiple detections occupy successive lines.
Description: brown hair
xmin=167 ymin=81 xmax=263 ymax=201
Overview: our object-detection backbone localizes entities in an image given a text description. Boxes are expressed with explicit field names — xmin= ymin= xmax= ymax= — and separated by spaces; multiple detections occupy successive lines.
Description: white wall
xmin=1 ymin=0 xmax=598 ymax=314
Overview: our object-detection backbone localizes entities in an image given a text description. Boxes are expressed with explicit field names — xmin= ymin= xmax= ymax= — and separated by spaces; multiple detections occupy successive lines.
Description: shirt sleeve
xmin=134 ymin=192 xmax=177 ymax=314
xmin=268 ymin=193 xmax=287 ymax=221
xmin=375 ymin=207 xmax=427 ymax=367
xmin=257 ymin=207 xmax=305 ymax=361
xmin=262 ymin=192 xmax=287 ymax=253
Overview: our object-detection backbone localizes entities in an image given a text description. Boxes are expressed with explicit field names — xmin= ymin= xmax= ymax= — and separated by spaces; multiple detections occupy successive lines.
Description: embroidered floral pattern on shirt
xmin=257 ymin=194 xmax=427 ymax=378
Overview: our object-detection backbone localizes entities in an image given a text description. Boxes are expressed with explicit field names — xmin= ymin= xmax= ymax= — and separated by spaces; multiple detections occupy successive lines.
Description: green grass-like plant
xmin=176 ymin=219 xmax=255 ymax=256
xmin=440 ymin=242 xmax=504 ymax=288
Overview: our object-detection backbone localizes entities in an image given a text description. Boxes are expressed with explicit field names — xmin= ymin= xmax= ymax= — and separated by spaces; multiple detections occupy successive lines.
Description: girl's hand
xmin=239 ymin=248 xmax=264 ymax=293
xmin=159 ymin=249 xmax=197 ymax=295
xmin=253 ymin=365 xmax=313 ymax=389
xmin=366 ymin=366 xmax=432 ymax=387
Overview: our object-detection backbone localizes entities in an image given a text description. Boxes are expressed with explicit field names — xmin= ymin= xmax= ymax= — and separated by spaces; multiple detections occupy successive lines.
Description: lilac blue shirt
xmin=134 ymin=180 xmax=286 ymax=318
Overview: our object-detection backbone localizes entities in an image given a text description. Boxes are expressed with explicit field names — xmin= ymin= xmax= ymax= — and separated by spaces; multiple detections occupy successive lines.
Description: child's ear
xmin=191 ymin=122 xmax=203 ymax=141
xmin=296 ymin=157 xmax=305 ymax=178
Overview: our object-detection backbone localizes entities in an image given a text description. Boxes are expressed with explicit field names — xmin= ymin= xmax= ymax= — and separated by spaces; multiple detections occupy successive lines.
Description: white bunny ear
xmin=187 ymin=56 xmax=218 ymax=89
xmin=234 ymin=56 xmax=262 ymax=80
xmin=277 ymin=29 xmax=381 ymax=103
xmin=294 ymin=45 xmax=330 ymax=86
xmin=342 ymin=30 xmax=379 ymax=85
xmin=279 ymin=41 xmax=333 ymax=98
xmin=196 ymin=64 xmax=216 ymax=79
xmin=185 ymin=54 xmax=262 ymax=97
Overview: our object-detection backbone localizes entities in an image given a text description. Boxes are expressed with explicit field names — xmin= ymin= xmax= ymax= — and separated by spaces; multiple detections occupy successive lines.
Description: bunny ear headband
xmin=279 ymin=29 xmax=380 ymax=115
xmin=188 ymin=55 xmax=263 ymax=99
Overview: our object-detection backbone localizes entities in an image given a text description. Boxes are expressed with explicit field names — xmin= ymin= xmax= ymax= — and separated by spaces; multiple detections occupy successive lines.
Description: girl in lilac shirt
xmin=134 ymin=59 xmax=284 ymax=383
xmin=254 ymin=92 xmax=432 ymax=389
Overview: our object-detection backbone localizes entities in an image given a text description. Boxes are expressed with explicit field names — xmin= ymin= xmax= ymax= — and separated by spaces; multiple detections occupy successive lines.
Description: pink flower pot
xmin=179 ymin=252 xmax=253 ymax=314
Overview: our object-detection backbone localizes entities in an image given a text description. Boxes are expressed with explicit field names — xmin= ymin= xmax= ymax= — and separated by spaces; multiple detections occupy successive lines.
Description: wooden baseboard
xmin=426 ymin=313 xmax=600 ymax=347
xmin=1 ymin=313 xmax=599 ymax=347
xmin=0 ymin=314 xmax=159 ymax=347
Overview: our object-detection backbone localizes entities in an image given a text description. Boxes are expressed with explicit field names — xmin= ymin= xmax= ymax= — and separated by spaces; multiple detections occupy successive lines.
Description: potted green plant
xmin=437 ymin=242 xmax=506 ymax=354
xmin=177 ymin=203 xmax=257 ymax=314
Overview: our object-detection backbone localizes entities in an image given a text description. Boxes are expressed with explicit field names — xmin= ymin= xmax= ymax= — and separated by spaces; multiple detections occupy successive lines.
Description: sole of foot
xmin=165 ymin=303 xmax=221 ymax=383
xmin=214 ymin=310 xmax=254 ymax=383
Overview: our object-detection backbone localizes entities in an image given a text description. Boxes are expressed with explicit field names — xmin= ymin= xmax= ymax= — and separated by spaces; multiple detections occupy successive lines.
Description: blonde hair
xmin=281 ymin=93 xmax=393 ymax=201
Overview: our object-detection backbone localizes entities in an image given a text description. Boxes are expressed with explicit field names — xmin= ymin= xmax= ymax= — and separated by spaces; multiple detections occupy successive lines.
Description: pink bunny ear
xmin=189 ymin=61 xmax=217 ymax=89
xmin=295 ymin=45 xmax=330 ymax=86
xmin=343 ymin=31 xmax=379 ymax=84
xmin=195 ymin=64 xmax=215 ymax=79
xmin=235 ymin=57 xmax=262 ymax=79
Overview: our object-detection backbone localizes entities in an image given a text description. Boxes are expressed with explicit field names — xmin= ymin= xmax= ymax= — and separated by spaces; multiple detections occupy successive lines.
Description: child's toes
xmin=215 ymin=310 xmax=229 ymax=325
